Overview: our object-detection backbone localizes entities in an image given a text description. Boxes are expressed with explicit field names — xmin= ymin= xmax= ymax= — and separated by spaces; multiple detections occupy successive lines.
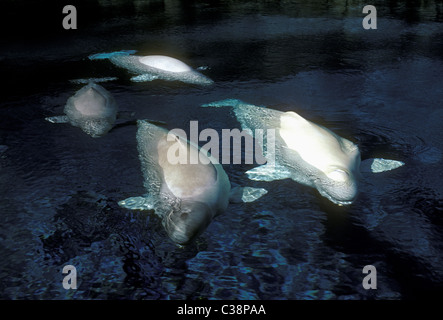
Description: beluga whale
xmin=118 ymin=120 xmax=266 ymax=245
xmin=201 ymin=99 xmax=404 ymax=206
xmin=45 ymin=83 xmax=118 ymax=138
xmin=88 ymin=50 xmax=214 ymax=86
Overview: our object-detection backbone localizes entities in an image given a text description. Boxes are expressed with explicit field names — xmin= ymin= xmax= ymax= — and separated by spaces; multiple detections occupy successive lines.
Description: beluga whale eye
xmin=326 ymin=168 xmax=349 ymax=182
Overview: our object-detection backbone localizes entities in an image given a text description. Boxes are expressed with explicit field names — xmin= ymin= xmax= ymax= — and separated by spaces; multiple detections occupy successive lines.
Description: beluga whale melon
xmin=201 ymin=99 xmax=404 ymax=206
xmin=45 ymin=83 xmax=118 ymax=138
xmin=88 ymin=50 xmax=214 ymax=86
xmin=118 ymin=120 xmax=266 ymax=245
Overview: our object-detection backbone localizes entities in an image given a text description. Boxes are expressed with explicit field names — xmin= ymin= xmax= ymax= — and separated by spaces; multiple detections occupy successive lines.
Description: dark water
xmin=1 ymin=0 xmax=443 ymax=300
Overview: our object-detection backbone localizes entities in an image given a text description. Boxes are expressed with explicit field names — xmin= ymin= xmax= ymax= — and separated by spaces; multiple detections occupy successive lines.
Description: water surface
xmin=1 ymin=0 xmax=443 ymax=299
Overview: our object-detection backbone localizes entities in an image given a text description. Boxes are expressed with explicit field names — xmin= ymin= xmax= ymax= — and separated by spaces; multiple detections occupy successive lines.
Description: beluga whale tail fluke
xmin=118 ymin=120 xmax=266 ymax=245
xmin=69 ymin=77 xmax=119 ymax=85
xmin=201 ymin=99 xmax=404 ymax=206
xmin=88 ymin=50 xmax=214 ymax=86
xmin=88 ymin=50 xmax=137 ymax=60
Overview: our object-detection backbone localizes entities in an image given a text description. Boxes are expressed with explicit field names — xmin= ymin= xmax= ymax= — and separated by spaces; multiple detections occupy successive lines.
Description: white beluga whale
xmin=45 ymin=83 xmax=118 ymax=138
xmin=118 ymin=120 xmax=266 ymax=245
xmin=201 ymin=99 xmax=404 ymax=206
xmin=88 ymin=50 xmax=214 ymax=85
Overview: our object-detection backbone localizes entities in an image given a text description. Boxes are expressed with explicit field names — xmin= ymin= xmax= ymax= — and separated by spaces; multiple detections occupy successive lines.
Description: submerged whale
xmin=46 ymin=83 xmax=118 ymax=138
xmin=89 ymin=50 xmax=214 ymax=85
xmin=202 ymin=99 xmax=404 ymax=206
xmin=118 ymin=120 xmax=266 ymax=245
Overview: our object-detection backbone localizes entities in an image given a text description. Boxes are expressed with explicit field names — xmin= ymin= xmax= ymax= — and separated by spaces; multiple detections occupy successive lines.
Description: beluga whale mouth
xmin=315 ymin=180 xmax=358 ymax=206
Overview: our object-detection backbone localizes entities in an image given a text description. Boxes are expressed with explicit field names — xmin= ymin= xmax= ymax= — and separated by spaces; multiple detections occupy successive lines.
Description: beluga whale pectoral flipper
xmin=201 ymin=99 xmax=404 ymax=206
xmin=118 ymin=120 xmax=266 ymax=245
xmin=360 ymin=158 xmax=405 ymax=173
xmin=45 ymin=82 xmax=118 ymax=138
xmin=89 ymin=50 xmax=214 ymax=86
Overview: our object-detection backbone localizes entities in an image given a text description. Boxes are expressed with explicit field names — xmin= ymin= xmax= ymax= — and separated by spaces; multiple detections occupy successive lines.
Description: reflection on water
xmin=1 ymin=0 xmax=443 ymax=299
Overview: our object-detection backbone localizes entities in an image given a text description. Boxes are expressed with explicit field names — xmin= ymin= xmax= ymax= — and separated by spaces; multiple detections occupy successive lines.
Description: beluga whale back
xmin=202 ymin=99 xmax=404 ymax=206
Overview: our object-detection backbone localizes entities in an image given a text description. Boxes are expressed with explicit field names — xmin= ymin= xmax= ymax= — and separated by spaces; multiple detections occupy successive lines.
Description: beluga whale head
xmin=313 ymin=163 xmax=360 ymax=206
xmin=45 ymin=83 xmax=118 ymax=138
xmin=163 ymin=200 xmax=214 ymax=245
xmin=279 ymin=111 xmax=361 ymax=206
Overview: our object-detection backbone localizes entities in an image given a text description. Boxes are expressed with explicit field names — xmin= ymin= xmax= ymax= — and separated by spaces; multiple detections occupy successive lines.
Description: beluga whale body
xmin=88 ymin=50 xmax=214 ymax=86
xmin=202 ymin=99 xmax=404 ymax=206
xmin=118 ymin=120 xmax=266 ymax=245
xmin=46 ymin=83 xmax=118 ymax=138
